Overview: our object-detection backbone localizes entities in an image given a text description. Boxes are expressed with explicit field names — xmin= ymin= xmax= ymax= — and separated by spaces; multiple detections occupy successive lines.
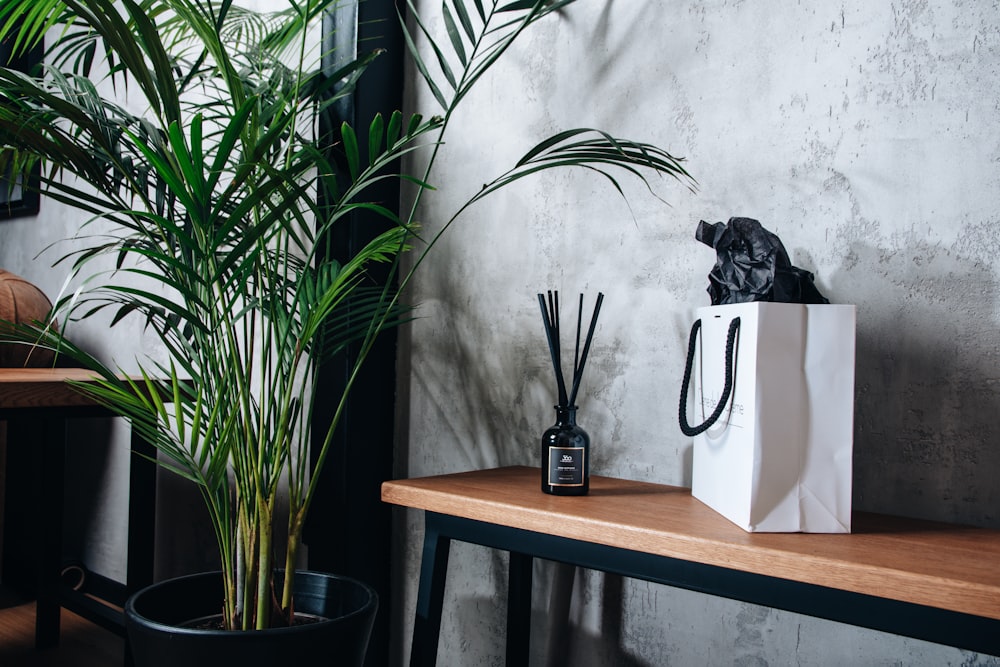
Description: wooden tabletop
xmin=0 ymin=368 xmax=111 ymax=410
xmin=381 ymin=465 xmax=1000 ymax=621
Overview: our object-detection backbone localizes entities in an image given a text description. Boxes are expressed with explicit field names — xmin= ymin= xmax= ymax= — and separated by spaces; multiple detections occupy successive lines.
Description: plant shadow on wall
xmin=0 ymin=0 xmax=694 ymax=651
xmin=442 ymin=559 xmax=650 ymax=666
xmin=829 ymin=236 xmax=1000 ymax=528
xmin=536 ymin=566 xmax=650 ymax=667
xmin=399 ymin=282 xmax=550 ymax=472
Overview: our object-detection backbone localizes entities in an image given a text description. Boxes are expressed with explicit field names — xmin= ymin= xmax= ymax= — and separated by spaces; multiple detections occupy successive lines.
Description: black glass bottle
xmin=541 ymin=405 xmax=590 ymax=495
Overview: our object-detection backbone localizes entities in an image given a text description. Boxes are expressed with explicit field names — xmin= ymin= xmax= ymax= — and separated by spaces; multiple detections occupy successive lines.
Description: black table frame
xmin=2 ymin=404 xmax=156 ymax=662
xmin=411 ymin=511 xmax=1000 ymax=666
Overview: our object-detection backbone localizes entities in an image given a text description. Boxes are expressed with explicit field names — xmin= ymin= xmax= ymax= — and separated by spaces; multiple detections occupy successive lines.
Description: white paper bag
xmin=680 ymin=302 xmax=856 ymax=533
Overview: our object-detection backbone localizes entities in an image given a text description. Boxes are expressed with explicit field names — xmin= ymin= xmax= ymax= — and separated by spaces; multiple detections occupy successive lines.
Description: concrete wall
xmin=395 ymin=1 xmax=1000 ymax=665
xmin=1 ymin=0 xmax=998 ymax=662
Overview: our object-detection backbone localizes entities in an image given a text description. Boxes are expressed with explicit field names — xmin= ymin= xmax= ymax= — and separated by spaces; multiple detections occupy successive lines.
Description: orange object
xmin=0 ymin=269 xmax=55 ymax=367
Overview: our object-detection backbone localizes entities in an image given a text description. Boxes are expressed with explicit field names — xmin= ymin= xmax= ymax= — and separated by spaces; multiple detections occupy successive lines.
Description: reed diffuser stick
xmin=538 ymin=293 xmax=568 ymax=406
xmin=537 ymin=290 xmax=604 ymax=408
xmin=567 ymin=292 xmax=604 ymax=407
xmin=574 ymin=293 xmax=583 ymax=375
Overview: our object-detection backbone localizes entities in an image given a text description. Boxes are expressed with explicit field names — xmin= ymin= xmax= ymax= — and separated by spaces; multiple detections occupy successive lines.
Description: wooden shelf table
xmin=0 ymin=368 xmax=157 ymax=656
xmin=381 ymin=465 xmax=1000 ymax=665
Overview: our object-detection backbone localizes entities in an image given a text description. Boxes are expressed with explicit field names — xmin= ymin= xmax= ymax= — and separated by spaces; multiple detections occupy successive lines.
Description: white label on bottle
xmin=548 ymin=446 xmax=585 ymax=486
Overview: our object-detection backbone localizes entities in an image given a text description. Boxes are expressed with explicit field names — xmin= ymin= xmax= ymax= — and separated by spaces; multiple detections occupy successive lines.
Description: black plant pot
xmin=125 ymin=570 xmax=378 ymax=667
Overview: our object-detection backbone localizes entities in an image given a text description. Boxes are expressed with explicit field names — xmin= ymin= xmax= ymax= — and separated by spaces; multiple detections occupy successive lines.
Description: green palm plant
xmin=0 ymin=0 xmax=693 ymax=632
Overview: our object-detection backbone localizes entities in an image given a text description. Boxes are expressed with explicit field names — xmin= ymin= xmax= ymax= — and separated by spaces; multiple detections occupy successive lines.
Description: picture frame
xmin=0 ymin=31 xmax=42 ymax=220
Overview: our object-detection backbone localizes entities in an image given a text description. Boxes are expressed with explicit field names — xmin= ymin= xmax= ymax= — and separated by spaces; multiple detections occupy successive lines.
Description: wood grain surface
xmin=0 ymin=585 xmax=122 ymax=667
xmin=0 ymin=368 xmax=108 ymax=410
xmin=382 ymin=465 xmax=1000 ymax=620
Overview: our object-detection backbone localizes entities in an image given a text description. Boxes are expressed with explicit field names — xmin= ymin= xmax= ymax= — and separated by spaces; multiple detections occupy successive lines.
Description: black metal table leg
xmin=126 ymin=428 xmax=156 ymax=594
xmin=35 ymin=416 xmax=66 ymax=649
xmin=124 ymin=427 xmax=157 ymax=666
xmin=410 ymin=513 xmax=452 ymax=667
xmin=506 ymin=551 xmax=533 ymax=666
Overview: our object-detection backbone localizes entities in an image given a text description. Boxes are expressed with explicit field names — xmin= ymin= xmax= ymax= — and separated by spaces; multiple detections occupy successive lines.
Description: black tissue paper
xmin=696 ymin=217 xmax=829 ymax=305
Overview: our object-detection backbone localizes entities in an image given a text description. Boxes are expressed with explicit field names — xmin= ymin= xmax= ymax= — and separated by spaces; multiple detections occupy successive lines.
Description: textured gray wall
xmin=395 ymin=1 xmax=1000 ymax=665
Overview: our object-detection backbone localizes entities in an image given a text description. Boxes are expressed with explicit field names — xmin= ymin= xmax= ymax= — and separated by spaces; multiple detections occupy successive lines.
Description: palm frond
xmin=476 ymin=128 xmax=696 ymax=204
xmin=402 ymin=0 xmax=581 ymax=111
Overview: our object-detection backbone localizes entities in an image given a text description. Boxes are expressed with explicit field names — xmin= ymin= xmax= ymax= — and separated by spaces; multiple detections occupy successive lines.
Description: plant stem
xmin=254 ymin=488 xmax=273 ymax=630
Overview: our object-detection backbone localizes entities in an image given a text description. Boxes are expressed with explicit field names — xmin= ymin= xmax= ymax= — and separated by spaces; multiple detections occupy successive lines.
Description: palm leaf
xmin=441 ymin=2 xmax=468 ymax=66
xmin=399 ymin=6 xmax=450 ymax=109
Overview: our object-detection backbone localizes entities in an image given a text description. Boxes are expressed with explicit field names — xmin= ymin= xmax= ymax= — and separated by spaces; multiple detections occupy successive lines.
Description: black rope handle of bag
xmin=678 ymin=316 xmax=741 ymax=436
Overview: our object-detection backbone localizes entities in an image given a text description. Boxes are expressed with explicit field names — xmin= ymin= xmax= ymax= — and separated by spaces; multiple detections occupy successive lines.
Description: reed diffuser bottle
xmin=541 ymin=404 xmax=590 ymax=495
xmin=537 ymin=291 xmax=604 ymax=496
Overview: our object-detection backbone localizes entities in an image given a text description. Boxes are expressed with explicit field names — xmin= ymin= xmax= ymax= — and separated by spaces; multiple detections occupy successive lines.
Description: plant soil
xmin=180 ymin=613 xmax=325 ymax=630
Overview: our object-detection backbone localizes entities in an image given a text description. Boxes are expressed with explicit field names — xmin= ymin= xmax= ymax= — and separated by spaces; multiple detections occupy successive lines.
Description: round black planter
xmin=125 ymin=571 xmax=377 ymax=667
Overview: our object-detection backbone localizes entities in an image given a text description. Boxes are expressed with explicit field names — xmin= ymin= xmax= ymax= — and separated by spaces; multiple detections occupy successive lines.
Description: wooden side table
xmin=0 ymin=368 xmax=157 ymax=655
xmin=382 ymin=466 xmax=1000 ymax=665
